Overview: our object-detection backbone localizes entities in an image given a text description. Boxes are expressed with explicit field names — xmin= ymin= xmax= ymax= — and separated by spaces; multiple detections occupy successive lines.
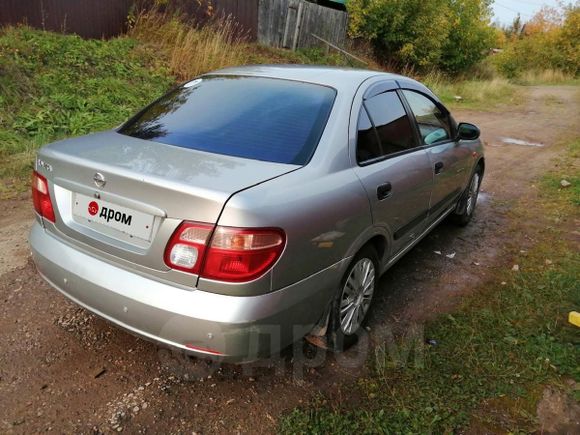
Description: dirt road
xmin=1 ymin=86 xmax=578 ymax=434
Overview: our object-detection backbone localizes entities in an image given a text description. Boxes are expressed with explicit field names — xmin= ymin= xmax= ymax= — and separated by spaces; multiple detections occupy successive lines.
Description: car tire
xmin=451 ymin=165 xmax=482 ymax=226
xmin=327 ymin=245 xmax=379 ymax=352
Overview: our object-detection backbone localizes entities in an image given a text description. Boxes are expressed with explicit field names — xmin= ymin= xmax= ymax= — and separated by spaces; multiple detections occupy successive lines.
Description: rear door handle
xmin=434 ymin=161 xmax=444 ymax=174
xmin=377 ymin=182 xmax=392 ymax=200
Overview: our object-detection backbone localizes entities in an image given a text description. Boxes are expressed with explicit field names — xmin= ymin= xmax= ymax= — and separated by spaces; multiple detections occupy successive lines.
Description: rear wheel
xmin=328 ymin=246 xmax=378 ymax=351
xmin=452 ymin=167 xmax=482 ymax=226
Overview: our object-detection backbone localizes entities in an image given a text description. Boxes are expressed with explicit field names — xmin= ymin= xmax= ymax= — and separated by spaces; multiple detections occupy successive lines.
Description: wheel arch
xmin=477 ymin=156 xmax=485 ymax=177
xmin=366 ymin=234 xmax=387 ymax=265
xmin=307 ymin=230 xmax=389 ymax=340
xmin=342 ymin=231 xmax=389 ymax=276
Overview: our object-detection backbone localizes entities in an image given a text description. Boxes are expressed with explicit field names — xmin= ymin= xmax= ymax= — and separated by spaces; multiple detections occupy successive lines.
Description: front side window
xmin=356 ymin=91 xmax=416 ymax=164
xmin=119 ymin=76 xmax=336 ymax=165
xmin=402 ymin=90 xmax=452 ymax=145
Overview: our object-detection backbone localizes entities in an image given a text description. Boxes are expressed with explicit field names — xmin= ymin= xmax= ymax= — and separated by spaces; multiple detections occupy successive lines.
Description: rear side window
xmin=119 ymin=76 xmax=336 ymax=165
xmin=402 ymin=90 xmax=452 ymax=145
xmin=356 ymin=91 xmax=416 ymax=163
xmin=356 ymin=108 xmax=382 ymax=163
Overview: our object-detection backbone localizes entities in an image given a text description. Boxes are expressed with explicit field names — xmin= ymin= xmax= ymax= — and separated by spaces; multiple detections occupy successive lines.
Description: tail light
xmin=164 ymin=223 xmax=213 ymax=274
xmin=32 ymin=171 xmax=55 ymax=223
xmin=203 ymin=226 xmax=286 ymax=282
xmin=165 ymin=222 xmax=285 ymax=282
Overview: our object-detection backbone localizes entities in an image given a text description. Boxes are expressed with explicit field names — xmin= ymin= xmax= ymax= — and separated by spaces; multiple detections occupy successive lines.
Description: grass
xmin=279 ymin=139 xmax=580 ymax=433
xmin=128 ymin=9 xmax=371 ymax=81
xmin=0 ymin=16 xmax=371 ymax=198
xmin=513 ymin=69 xmax=580 ymax=86
xmin=0 ymin=25 xmax=174 ymax=198
xmin=422 ymin=70 xmax=523 ymax=110
xmin=538 ymin=138 xmax=580 ymax=225
xmin=128 ymin=10 xmax=247 ymax=80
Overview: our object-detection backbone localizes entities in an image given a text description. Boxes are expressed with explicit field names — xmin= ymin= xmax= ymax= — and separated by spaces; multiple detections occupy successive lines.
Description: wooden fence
xmin=258 ymin=0 xmax=348 ymax=49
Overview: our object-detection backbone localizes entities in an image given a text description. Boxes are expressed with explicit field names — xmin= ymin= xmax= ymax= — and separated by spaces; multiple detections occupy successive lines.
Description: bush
xmin=347 ymin=0 xmax=495 ymax=74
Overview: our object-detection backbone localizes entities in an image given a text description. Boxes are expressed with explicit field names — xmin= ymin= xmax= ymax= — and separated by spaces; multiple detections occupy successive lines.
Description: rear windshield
xmin=119 ymin=76 xmax=336 ymax=165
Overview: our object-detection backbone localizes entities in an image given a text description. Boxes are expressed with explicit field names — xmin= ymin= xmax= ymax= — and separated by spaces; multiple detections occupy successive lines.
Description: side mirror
xmin=457 ymin=122 xmax=480 ymax=141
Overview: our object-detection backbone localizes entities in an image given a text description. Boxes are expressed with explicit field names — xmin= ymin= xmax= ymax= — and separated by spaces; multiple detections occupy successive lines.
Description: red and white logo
xmin=88 ymin=201 xmax=99 ymax=216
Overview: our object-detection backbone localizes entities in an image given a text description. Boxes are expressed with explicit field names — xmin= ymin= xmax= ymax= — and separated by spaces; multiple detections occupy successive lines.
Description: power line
xmin=494 ymin=1 xmax=535 ymax=18
xmin=512 ymin=0 xmax=552 ymax=6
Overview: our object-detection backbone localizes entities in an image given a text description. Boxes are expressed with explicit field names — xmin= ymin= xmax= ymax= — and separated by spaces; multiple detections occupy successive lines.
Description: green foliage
xmin=347 ymin=0 xmax=495 ymax=73
xmin=493 ymin=6 xmax=580 ymax=78
xmin=0 ymin=26 xmax=173 ymax=197
xmin=441 ymin=0 xmax=497 ymax=74
xmin=348 ymin=0 xmax=449 ymax=69
xmin=559 ymin=7 xmax=580 ymax=74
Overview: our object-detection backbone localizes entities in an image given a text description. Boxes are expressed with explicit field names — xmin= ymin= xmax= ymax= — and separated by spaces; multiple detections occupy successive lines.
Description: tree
xmin=504 ymin=14 xmax=523 ymax=40
xmin=493 ymin=4 xmax=579 ymax=77
xmin=558 ymin=5 xmax=580 ymax=74
xmin=440 ymin=0 xmax=496 ymax=74
xmin=523 ymin=5 xmax=564 ymax=36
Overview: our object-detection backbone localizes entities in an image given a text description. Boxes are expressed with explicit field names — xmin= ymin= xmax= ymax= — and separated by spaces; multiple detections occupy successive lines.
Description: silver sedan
xmin=29 ymin=65 xmax=484 ymax=362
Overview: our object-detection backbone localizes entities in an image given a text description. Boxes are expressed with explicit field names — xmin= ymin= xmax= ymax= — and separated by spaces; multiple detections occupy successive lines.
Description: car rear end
xmin=29 ymin=74 xmax=339 ymax=361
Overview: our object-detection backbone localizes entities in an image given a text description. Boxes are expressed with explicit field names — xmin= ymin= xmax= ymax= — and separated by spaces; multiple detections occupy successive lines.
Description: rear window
xmin=119 ymin=76 xmax=336 ymax=165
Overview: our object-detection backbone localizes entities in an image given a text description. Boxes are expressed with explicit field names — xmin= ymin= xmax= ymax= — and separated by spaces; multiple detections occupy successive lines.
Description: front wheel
xmin=327 ymin=246 xmax=378 ymax=351
xmin=451 ymin=167 xmax=482 ymax=226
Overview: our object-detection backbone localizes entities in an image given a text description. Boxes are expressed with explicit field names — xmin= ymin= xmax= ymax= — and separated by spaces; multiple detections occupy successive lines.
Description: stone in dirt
xmin=536 ymin=386 xmax=580 ymax=434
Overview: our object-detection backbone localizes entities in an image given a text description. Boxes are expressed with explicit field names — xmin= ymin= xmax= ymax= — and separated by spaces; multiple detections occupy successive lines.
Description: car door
xmin=352 ymin=87 xmax=433 ymax=257
xmin=400 ymin=89 xmax=471 ymax=221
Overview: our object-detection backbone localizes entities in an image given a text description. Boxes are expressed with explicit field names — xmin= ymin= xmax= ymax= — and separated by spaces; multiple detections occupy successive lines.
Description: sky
xmin=491 ymin=0 xmax=565 ymax=25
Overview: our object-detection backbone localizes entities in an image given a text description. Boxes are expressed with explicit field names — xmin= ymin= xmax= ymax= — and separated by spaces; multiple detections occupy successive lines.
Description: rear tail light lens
xmin=164 ymin=223 xmax=213 ymax=273
xmin=203 ymin=227 xmax=285 ymax=282
xmin=32 ymin=171 xmax=55 ymax=223
xmin=164 ymin=222 xmax=285 ymax=282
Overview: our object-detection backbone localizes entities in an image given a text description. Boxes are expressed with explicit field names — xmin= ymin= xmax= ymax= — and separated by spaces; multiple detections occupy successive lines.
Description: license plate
xmin=72 ymin=193 xmax=154 ymax=241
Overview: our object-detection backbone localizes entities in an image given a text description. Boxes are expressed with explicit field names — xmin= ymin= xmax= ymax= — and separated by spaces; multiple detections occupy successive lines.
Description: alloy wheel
xmin=339 ymin=258 xmax=375 ymax=335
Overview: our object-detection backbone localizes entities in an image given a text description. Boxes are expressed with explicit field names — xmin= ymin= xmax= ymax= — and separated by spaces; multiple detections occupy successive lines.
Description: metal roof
xmin=207 ymin=64 xmax=404 ymax=92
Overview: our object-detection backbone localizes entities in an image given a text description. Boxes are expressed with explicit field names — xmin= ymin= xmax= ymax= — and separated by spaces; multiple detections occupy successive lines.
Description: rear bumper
xmin=29 ymin=222 xmax=344 ymax=362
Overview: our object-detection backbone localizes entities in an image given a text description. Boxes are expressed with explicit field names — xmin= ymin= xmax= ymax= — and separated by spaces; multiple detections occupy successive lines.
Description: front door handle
xmin=434 ymin=161 xmax=444 ymax=174
xmin=377 ymin=182 xmax=392 ymax=200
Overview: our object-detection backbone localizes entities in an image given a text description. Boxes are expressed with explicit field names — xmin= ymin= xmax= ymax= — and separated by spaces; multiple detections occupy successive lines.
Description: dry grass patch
xmin=515 ymin=69 xmax=579 ymax=86
xmin=129 ymin=10 xmax=248 ymax=80
xmin=423 ymin=70 xmax=523 ymax=110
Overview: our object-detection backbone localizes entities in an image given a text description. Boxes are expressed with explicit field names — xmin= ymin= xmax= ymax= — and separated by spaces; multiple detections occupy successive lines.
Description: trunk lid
xmin=37 ymin=130 xmax=298 ymax=275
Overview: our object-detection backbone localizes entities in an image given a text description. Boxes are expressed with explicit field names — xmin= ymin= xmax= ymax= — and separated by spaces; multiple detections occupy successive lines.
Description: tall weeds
xmin=516 ymin=69 xmax=579 ymax=85
xmin=129 ymin=10 xmax=247 ymax=80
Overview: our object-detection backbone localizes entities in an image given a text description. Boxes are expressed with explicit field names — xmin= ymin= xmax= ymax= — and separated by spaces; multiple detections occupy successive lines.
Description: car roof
xmin=206 ymin=64 xmax=404 ymax=93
